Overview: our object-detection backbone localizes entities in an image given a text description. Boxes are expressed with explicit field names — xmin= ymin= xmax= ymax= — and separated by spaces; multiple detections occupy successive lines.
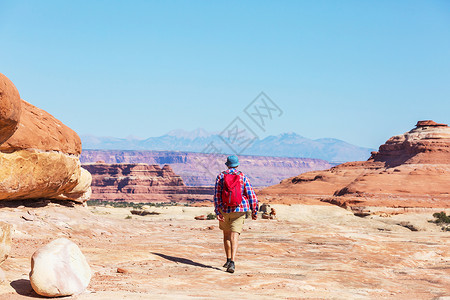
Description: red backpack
xmin=221 ymin=171 xmax=243 ymax=207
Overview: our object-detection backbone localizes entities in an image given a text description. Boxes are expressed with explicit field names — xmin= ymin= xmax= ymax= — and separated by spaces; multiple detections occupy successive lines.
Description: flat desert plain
xmin=0 ymin=202 xmax=449 ymax=299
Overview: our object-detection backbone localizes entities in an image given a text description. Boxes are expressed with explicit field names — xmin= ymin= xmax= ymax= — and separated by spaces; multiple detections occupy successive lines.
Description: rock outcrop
xmin=260 ymin=121 xmax=450 ymax=213
xmin=53 ymin=167 xmax=92 ymax=202
xmin=0 ymin=73 xmax=90 ymax=203
xmin=83 ymin=163 xmax=214 ymax=203
xmin=29 ymin=238 xmax=91 ymax=297
xmin=80 ymin=150 xmax=332 ymax=187
xmin=0 ymin=74 xmax=21 ymax=145
xmin=0 ymin=100 xmax=81 ymax=154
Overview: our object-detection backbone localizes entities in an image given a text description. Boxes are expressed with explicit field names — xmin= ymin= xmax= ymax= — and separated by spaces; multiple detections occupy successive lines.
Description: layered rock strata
xmin=0 ymin=73 xmax=90 ymax=203
xmin=83 ymin=163 xmax=213 ymax=203
xmin=80 ymin=150 xmax=332 ymax=187
xmin=260 ymin=121 xmax=450 ymax=213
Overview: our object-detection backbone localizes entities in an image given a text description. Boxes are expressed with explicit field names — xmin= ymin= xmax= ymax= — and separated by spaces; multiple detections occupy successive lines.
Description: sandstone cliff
xmin=0 ymin=73 xmax=91 ymax=203
xmin=83 ymin=163 xmax=213 ymax=203
xmin=260 ymin=121 xmax=450 ymax=213
xmin=80 ymin=150 xmax=332 ymax=187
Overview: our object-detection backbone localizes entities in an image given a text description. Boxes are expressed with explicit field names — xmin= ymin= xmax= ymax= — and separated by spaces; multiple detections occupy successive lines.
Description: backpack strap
xmin=222 ymin=170 xmax=241 ymax=175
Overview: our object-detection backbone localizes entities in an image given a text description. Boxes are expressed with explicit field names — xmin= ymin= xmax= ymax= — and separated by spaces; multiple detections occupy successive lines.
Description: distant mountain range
xmin=81 ymin=129 xmax=374 ymax=163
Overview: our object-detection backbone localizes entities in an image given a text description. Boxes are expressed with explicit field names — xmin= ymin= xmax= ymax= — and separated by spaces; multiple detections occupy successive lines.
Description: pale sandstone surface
xmin=29 ymin=238 xmax=91 ymax=297
xmin=0 ymin=202 xmax=448 ymax=299
xmin=53 ymin=167 xmax=92 ymax=203
xmin=0 ymin=73 xmax=21 ymax=145
xmin=0 ymin=222 xmax=12 ymax=265
xmin=0 ymin=267 xmax=5 ymax=284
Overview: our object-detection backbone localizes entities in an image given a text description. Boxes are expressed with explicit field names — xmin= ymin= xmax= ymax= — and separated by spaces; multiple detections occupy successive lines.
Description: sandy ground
xmin=0 ymin=202 xmax=449 ymax=299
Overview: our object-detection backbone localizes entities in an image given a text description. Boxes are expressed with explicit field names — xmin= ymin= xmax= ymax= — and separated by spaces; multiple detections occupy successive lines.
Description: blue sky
xmin=1 ymin=0 xmax=449 ymax=148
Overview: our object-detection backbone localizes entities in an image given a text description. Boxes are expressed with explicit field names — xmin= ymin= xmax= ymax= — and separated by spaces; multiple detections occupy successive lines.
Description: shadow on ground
xmin=0 ymin=199 xmax=76 ymax=209
xmin=10 ymin=279 xmax=42 ymax=298
xmin=151 ymin=252 xmax=222 ymax=271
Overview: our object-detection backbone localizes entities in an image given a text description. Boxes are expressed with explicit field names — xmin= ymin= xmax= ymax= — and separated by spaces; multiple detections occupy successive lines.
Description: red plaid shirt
xmin=214 ymin=168 xmax=258 ymax=217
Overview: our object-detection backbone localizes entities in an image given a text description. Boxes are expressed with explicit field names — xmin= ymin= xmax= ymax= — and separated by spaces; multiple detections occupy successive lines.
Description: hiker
xmin=214 ymin=155 xmax=258 ymax=273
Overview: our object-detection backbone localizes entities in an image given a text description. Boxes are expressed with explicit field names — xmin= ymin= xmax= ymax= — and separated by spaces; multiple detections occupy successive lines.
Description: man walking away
xmin=214 ymin=155 xmax=258 ymax=273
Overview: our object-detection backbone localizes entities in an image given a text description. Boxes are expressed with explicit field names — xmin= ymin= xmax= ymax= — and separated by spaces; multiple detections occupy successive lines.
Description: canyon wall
xmin=80 ymin=150 xmax=332 ymax=187
xmin=83 ymin=163 xmax=213 ymax=203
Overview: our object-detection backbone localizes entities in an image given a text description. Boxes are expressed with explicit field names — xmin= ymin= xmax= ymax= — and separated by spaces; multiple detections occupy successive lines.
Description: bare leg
xmin=230 ymin=231 xmax=240 ymax=261
xmin=223 ymin=230 xmax=231 ymax=259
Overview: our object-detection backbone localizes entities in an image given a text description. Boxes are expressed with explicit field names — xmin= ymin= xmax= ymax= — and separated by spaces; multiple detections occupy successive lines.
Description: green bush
xmin=431 ymin=212 xmax=450 ymax=231
xmin=86 ymin=200 xmax=181 ymax=209
xmin=206 ymin=213 xmax=216 ymax=220
xmin=432 ymin=212 xmax=450 ymax=224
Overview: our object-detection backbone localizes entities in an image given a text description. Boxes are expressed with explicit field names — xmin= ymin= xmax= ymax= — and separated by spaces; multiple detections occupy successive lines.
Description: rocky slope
xmin=83 ymin=163 xmax=213 ymax=203
xmin=260 ymin=121 xmax=450 ymax=213
xmin=0 ymin=73 xmax=91 ymax=203
xmin=80 ymin=150 xmax=332 ymax=187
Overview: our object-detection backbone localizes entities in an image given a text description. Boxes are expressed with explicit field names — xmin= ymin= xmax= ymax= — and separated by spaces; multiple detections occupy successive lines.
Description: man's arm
xmin=243 ymin=176 xmax=258 ymax=219
xmin=214 ymin=174 xmax=223 ymax=218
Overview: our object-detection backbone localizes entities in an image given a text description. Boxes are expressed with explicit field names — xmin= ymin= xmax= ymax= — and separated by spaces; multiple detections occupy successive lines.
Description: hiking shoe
xmin=223 ymin=260 xmax=231 ymax=268
xmin=226 ymin=261 xmax=235 ymax=273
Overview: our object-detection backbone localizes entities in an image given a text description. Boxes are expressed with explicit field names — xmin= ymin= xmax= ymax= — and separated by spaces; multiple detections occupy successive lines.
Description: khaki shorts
xmin=219 ymin=211 xmax=246 ymax=234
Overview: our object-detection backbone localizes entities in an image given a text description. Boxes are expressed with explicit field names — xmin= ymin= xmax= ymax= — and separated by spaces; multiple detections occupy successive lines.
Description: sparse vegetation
xmin=125 ymin=215 xmax=132 ymax=219
xmin=130 ymin=209 xmax=160 ymax=216
xmin=206 ymin=213 xmax=216 ymax=220
xmin=86 ymin=199 xmax=183 ymax=209
xmin=430 ymin=212 xmax=450 ymax=231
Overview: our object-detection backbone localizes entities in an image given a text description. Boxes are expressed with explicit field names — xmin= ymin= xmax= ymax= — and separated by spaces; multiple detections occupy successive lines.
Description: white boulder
xmin=29 ymin=238 xmax=91 ymax=297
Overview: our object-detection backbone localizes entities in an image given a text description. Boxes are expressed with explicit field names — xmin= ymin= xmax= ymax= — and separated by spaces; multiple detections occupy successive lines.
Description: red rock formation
xmin=0 ymin=73 xmax=21 ymax=145
xmin=416 ymin=120 xmax=447 ymax=127
xmin=83 ymin=163 xmax=213 ymax=203
xmin=0 ymin=73 xmax=89 ymax=203
xmin=260 ymin=121 xmax=450 ymax=213
xmin=0 ymin=100 xmax=81 ymax=155
xmin=370 ymin=120 xmax=450 ymax=166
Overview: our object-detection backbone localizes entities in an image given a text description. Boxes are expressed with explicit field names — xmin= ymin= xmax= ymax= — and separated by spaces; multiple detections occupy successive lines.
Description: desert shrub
xmin=86 ymin=200 xmax=181 ymax=208
xmin=430 ymin=212 xmax=450 ymax=231
xmin=207 ymin=213 xmax=216 ymax=220
xmin=125 ymin=215 xmax=132 ymax=219
xmin=432 ymin=212 xmax=450 ymax=223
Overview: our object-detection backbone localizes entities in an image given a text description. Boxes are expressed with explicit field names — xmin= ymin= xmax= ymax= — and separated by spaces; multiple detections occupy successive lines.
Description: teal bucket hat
xmin=225 ymin=155 xmax=239 ymax=167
